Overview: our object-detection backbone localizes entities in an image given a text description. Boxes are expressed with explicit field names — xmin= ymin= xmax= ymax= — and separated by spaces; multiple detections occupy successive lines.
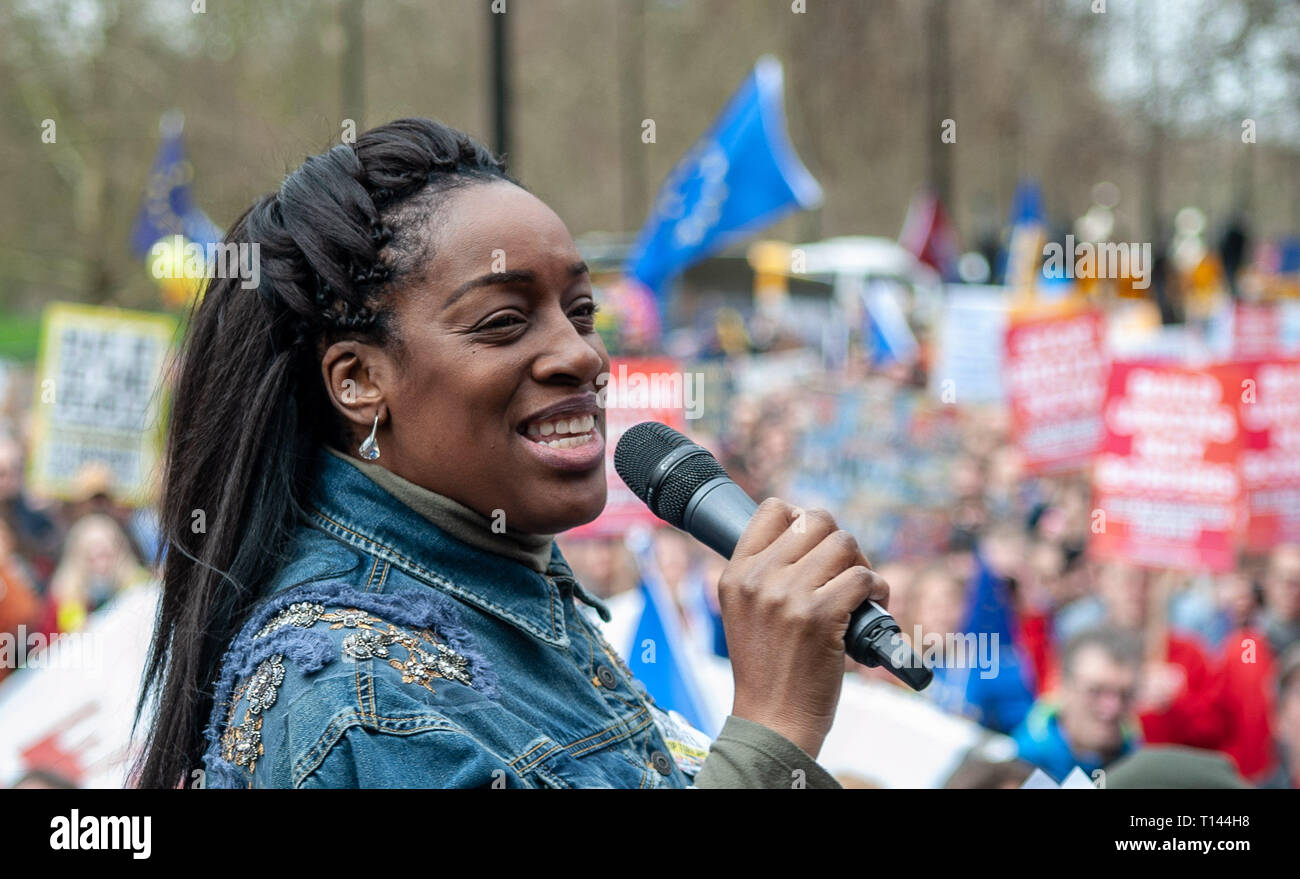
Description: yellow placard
xmin=27 ymin=303 xmax=178 ymax=507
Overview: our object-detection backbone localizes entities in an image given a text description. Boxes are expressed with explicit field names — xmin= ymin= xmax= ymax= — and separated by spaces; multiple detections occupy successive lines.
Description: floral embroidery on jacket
xmin=255 ymin=602 xmax=470 ymax=692
xmin=204 ymin=577 xmax=494 ymax=789
xmin=255 ymin=602 xmax=327 ymax=638
xmin=221 ymin=607 xmax=475 ymax=774
xmin=340 ymin=619 xmax=473 ymax=693
xmin=220 ymin=654 xmax=286 ymax=772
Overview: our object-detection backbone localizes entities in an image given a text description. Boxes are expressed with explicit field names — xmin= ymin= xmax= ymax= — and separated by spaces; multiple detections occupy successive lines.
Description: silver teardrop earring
xmin=358 ymin=413 xmax=381 ymax=460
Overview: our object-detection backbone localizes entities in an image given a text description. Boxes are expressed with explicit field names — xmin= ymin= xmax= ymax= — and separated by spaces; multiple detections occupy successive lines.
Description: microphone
xmin=614 ymin=421 xmax=931 ymax=691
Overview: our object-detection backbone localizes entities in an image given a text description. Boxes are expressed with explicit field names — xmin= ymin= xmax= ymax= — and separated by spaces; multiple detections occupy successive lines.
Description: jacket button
xmin=650 ymin=750 xmax=674 ymax=776
xmin=595 ymin=665 xmax=618 ymax=689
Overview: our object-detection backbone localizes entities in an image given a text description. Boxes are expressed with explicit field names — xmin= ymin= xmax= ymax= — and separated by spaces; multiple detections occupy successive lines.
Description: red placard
xmin=563 ymin=356 xmax=688 ymax=538
xmin=1238 ymin=358 xmax=1300 ymax=551
xmin=1091 ymin=361 xmax=1243 ymax=572
xmin=1004 ymin=307 xmax=1109 ymax=473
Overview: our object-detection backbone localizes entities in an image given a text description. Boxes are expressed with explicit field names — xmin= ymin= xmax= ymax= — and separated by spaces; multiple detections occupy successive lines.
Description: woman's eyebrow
xmin=442 ymin=261 xmax=589 ymax=311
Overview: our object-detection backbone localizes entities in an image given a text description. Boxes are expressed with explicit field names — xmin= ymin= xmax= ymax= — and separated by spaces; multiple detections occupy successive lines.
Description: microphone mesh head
xmin=614 ymin=421 xmax=689 ymax=502
xmin=655 ymin=453 xmax=726 ymax=527
xmin=614 ymin=421 xmax=727 ymax=528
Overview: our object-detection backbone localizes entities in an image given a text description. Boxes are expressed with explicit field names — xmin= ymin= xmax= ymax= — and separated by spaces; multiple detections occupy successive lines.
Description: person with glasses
xmin=1012 ymin=628 xmax=1142 ymax=783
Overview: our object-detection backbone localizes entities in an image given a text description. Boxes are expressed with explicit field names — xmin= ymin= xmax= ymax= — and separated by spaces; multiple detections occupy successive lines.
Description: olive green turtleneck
xmin=324 ymin=445 xmax=555 ymax=573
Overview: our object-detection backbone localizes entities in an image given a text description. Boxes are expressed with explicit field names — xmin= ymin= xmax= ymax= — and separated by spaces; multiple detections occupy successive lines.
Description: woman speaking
xmin=134 ymin=118 xmax=889 ymax=789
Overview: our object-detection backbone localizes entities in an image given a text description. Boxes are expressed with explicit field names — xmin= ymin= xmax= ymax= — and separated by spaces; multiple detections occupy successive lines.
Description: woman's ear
xmin=320 ymin=340 xmax=389 ymax=431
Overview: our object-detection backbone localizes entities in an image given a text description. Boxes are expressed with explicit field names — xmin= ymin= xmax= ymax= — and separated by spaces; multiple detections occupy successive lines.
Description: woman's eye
xmin=570 ymin=301 xmax=600 ymax=326
xmin=477 ymin=313 xmax=526 ymax=332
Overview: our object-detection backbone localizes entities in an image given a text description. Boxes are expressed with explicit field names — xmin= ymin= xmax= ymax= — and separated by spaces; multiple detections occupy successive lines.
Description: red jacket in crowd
xmin=1137 ymin=634 xmax=1229 ymax=752
xmin=1214 ymin=626 xmax=1278 ymax=782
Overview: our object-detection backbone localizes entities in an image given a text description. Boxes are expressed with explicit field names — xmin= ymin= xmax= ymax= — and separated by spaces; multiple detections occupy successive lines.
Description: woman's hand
xmin=717 ymin=498 xmax=889 ymax=759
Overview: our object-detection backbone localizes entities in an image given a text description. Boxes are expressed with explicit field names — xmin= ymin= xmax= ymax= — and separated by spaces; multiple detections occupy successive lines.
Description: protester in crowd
xmin=1072 ymin=562 xmax=1228 ymax=751
xmin=1261 ymin=544 xmax=1300 ymax=656
xmin=983 ymin=443 xmax=1035 ymax=523
xmin=1182 ymin=545 xmax=1300 ymax=781
xmin=1051 ymin=561 xmax=1107 ymax=643
xmin=0 ymin=432 xmax=60 ymax=585
xmin=0 ymin=517 xmax=40 ymax=684
xmin=558 ymin=534 xmax=638 ymax=600
xmin=1012 ymin=537 xmax=1068 ymax=695
xmin=47 ymin=513 xmax=151 ymax=633
xmin=1013 ymin=628 xmax=1141 ymax=782
xmin=651 ymin=528 xmax=727 ymax=659
xmin=1215 ymin=565 xmax=1282 ymax=781
xmin=910 ymin=549 xmax=1034 ymax=734
xmin=913 ymin=562 xmax=969 ymax=713
xmin=1170 ymin=570 xmax=1258 ymax=653
xmin=1258 ymin=645 xmax=1300 ymax=789
xmin=63 ymin=462 xmax=159 ymax=569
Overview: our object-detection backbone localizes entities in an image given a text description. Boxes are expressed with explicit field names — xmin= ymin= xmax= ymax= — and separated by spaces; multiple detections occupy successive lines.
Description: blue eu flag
xmin=130 ymin=112 xmax=222 ymax=257
xmin=950 ymin=553 xmax=1036 ymax=734
xmin=627 ymin=575 xmax=716 ymax=736
xmin=627 ymin=55 xmax=823 ymax=297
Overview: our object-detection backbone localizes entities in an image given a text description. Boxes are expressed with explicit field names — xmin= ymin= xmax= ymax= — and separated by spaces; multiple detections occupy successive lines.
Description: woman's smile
xmin=515 ymin=391 xmax=604 ymax=472
xmin=516 ymin=392 xmax=605 ymax=470
xmin=516 ymin=417 xmax=605 ymax=471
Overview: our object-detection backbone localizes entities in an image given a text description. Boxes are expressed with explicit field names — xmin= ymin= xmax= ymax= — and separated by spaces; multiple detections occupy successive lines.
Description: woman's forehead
xmin=427 ymin=182 xmax=580 ymax=276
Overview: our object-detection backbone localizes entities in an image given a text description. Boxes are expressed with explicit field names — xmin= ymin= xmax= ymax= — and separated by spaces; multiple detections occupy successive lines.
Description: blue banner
xmin=130 ymin=112 xmax=222 ymax=257
xmin=627 ymin=55 xmax=822 ymax=298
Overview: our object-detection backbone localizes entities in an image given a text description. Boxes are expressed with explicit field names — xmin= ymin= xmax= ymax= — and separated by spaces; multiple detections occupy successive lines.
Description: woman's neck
xmin=324 ymin=446 xmax=555 ymax=573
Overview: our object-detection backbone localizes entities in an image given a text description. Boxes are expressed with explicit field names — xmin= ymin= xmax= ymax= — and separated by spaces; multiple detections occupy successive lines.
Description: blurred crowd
xmin=561 ymin=345 xmax=1300 ymax=790
xmin=0 ymin=426 xmax=159 ymax=689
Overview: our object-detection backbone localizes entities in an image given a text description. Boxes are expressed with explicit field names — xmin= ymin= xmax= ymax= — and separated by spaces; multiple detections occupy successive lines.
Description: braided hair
xmin=134 ymin=119 xmax=513 ymax=789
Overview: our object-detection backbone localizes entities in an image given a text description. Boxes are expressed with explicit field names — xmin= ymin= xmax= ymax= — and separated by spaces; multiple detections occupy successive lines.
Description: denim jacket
xmin=201 ymin=446 xmax=739 ymax=789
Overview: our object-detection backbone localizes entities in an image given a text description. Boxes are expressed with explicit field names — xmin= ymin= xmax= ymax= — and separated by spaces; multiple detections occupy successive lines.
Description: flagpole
xmin=617 ymin=0 xmax=647 ymax=235
xmin=341 ymin=0 xmax=365 ymax=130
xmin=489 ymin=4 xmax=511 ymax=160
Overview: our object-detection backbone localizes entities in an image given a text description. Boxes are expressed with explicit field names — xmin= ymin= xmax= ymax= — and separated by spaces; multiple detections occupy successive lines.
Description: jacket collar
xmin=304 ymin=446 xmax=606 ymax=647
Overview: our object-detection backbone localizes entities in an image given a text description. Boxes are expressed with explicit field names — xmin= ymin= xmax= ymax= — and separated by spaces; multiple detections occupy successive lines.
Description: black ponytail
xmin=133 ymin=119 xmax=512 ymax=789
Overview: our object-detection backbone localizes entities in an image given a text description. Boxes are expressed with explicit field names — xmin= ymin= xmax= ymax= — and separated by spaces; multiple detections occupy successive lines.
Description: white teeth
xmin=524 ymin=413 xmax=597 ymax=440
xmin=539 ymin=433 xmax=595 ymax=449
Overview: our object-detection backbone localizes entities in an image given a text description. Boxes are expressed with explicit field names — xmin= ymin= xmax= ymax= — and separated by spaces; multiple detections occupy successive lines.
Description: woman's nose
xmin=531 ymin=308 xmax=606 ymax=386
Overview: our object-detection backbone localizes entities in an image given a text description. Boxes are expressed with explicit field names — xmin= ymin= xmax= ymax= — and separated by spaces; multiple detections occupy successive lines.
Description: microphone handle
xmin=679 ymin=480 xmax=932 ymax=690
xmin=681 ymin=477 xmax=757 ymax=558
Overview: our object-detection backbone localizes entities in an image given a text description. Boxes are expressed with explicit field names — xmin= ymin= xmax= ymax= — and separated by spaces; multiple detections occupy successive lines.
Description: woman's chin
xmin=519 ymin=482 xmax=608 ymax=535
